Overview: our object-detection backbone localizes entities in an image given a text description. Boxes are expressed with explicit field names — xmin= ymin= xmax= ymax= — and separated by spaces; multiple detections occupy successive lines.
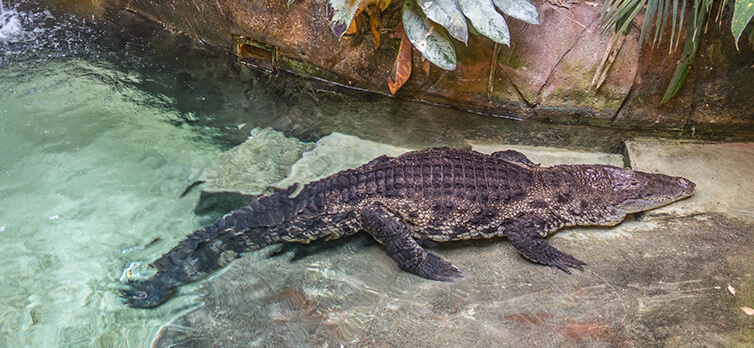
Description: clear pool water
xmin=0 ymin=2 xmax=247 ymax=346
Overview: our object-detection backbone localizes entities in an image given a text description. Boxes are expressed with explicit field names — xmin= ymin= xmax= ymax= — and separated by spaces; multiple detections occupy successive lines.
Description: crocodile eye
xmin=615 ymin=179 xmax=640 ymax=191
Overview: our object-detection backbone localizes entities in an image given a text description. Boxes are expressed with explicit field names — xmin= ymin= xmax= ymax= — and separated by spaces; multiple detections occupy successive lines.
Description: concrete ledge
xmin=154 ymin=134 xmax=754 ymax=347
xmin=626 ymin=139 xmax=754 ymax=221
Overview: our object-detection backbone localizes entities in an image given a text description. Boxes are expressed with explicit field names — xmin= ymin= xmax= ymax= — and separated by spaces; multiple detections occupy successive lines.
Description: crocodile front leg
xmin=359 ymin=203 xmax=463 ymax=281
xmin=505 ymin=215 xmax=586 ymax=274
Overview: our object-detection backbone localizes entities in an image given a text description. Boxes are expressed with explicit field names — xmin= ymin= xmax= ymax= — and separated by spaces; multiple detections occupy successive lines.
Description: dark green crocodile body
xmin=122 ymin=147 xmax=695 ymax=308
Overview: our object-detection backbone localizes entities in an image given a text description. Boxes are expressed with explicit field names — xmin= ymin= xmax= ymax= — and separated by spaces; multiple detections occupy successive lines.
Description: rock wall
xmin=115 ymin=0 xmax=753 ymax=133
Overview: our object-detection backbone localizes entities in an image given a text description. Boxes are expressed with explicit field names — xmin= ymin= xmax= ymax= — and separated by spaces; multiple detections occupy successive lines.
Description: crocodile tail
xmin=121 ymin=272 xmax=178 ymax=308
xmin=122 ymin=224 xmax=266 ymax=308
xmin=122 ymin=190 xmax=302 ymax=308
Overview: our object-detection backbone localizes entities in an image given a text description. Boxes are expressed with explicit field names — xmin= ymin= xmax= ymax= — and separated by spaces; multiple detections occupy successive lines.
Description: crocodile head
xmin=601 ymin=166 xmax=696 ymax=214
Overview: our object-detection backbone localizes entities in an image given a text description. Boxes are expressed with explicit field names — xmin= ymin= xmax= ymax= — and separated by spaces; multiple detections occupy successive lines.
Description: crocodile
xmin=121 ymin=147 xmax=695 ymax=308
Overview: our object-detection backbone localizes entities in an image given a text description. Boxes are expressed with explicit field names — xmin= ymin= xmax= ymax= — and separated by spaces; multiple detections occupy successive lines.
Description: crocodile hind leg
xmin=359 ymin=204 xmax=463 ymax=281
xmin=505 ymin=216 xmax=586 ymax=274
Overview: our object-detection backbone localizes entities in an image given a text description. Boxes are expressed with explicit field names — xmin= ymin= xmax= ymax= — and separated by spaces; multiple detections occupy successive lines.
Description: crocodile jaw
xmin=616 ymin=176 xmax=696 ymax=214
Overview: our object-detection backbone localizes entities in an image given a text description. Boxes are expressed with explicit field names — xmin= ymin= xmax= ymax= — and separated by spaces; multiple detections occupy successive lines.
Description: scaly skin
xmin=122 ymin=147 xmax=695 ymax=308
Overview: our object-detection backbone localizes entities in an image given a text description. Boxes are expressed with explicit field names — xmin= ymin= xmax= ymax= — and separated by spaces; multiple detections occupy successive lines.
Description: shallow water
xmin=0 ymin=2 xmax=233 ymax=346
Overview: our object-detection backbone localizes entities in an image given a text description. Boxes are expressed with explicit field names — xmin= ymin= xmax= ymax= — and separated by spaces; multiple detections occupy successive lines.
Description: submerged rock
xmin=193 ymin=128 xmax=310 ymax=215
xmin=194 ymin=128 xmax=411 ymax=216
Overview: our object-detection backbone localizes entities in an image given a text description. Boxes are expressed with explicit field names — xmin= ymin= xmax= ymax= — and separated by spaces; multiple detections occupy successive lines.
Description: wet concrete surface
xmin=154 ymin=135 xmax=754 ymax=347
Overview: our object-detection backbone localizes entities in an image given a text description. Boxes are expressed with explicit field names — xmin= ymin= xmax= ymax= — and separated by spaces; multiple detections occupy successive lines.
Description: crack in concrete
xmin=326 ymin=50 xmax=351 ymax=72
xmin=495 ymin=58 xmax=536 ymax=108
xmin=610 ymin=77 xmax=636 ymax=125
xmin=506 ymin=70 xmax=536 ymax=108
xmin=535 ymin=15 xmax=601 ymax=103
xmin=610 ymin=23 xmax=643 ymax=125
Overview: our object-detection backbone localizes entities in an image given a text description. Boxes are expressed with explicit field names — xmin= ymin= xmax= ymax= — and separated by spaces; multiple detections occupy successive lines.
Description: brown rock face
xmin=116 ymin=0 xmax=753 ymax=132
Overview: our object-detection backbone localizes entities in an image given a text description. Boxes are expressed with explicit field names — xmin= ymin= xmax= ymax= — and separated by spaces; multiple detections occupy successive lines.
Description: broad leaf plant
xmin=288 ymin=0 xmax=754 ymax=100
xmin=290 ymin=0 xmax=539 ymax=93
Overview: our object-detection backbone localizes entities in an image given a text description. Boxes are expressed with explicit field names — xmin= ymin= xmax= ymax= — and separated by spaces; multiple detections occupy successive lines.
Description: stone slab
xmin=472 ymin=143 xmax=624 ymax=167
xmin=199 ymin=128 xmax=310 ymax=196
xmin=272 ymin=132 xmax=411 ymax=189
xmin=153 ymin=136 xmax=754 ymax=347
xmin=625 ymin=139 xmax=754 ymax=221
xmin=194 ymin=129 xmax=413 ymax=216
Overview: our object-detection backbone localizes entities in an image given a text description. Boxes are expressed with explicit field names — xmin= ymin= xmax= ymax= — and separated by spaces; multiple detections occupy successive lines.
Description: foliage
xmin=388 ymin=25 xmax=413 ymax=93
xmin=310 ymin=0 xmax=539 ymax=69
xmin=327 ymin=0 xmax=368 ymax=39
xmin=661 ymin=0 xmax=713 ymax=103
xmin=288 ymin=0 xmax=754 ymax=100
xmin=288 ymin=0 xmax=539 ymax=92
xmin=406 ymin=0 xmax=539 ymax=69
xmin=732 ymin=0 xmax=754 ymax=49
xmin=416 ymin=0 xmax=468 ymax=44
xmin=403 ymin=0 xmax=457 ymax=70
xmin=602 ymin=0 xmax=754 ymax=103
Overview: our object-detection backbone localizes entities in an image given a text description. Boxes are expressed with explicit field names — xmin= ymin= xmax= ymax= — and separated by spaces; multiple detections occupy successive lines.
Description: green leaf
xmin=601 ymin=0 xmax=692 ymax=51
xmin=458 ymin=0 xmax=510 ymax=45
xmin=654 ymin=0 xmax=672 ymax=46
xmin=732 ymin=0 xmax=754 ymax=49
xmin=615 ymin=0 xmax=646 ymax=35
xmin=662 ymin=0 xmax=710 ymax=103
xmin=493 ymin=0 xmax=540 ymax=25
xmin=674 ymin=0 xmax=687 ymax=51
xmin=670 ymin=0 xmax=679 ymax=49
xmin=639 ymin=0 xmax=658 ymax=44
xmin=288 ymin=0 xmax=295 ymax=5
xmin=403 ymin=0 xmax=458 ymax=70
xmin=417 ymin=0 xmax=469 ymax=44
xmin=327 ymin=0 xmax=363 ymax=39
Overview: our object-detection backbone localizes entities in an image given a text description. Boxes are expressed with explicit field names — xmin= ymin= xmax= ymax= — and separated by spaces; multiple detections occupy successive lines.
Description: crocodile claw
xmin=549 ymin=253 xmax=586 ymax=275
xmin=414 ymin=252 xmax=464 ymax=282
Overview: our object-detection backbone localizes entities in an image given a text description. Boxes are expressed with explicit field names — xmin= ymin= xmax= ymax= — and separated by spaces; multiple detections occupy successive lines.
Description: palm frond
xmin=661 ymin=0 xmax=714 ymax=103
xmin=669 ymin=0 xmax=686 ymax=51
xmin=600 ymin=0 xmax=722 ymax=102
xmin=601 ymin=0 xmax=691 ymax=50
